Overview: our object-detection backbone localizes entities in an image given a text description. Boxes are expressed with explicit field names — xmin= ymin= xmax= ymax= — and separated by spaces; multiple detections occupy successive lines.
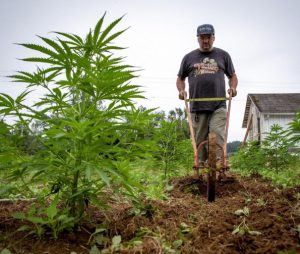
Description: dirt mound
xmin=1 ymin=174 xmax=300 ymax=254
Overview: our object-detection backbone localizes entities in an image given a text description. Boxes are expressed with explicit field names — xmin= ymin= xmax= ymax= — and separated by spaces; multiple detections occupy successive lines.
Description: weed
xmin=183 ymin=183 xmax=200 ymax=195
xmin=87 ymin=227 xmax=108 ymax=246
xmin=294 ymin=192 xmax=300 ymax=200
xmin=256 ymin=198 xmax=268 ymax=207
xmin=13 ymin=196 xmax=75 ymax=239
xmin=277 ymin=250 xmax=297 ymax=254
xmin=295 ymin=224 xmax=300 ymax=239
xmin=234 ymin=207 xmax=250 ymax=217
xmin=179 ymin=222 xmax=192 ymax=234
xmin=232 ymin=217 xmax=262 ymax=236
xmin=239 ymin=190 xmax=252 ymax=204
xmin=232 ymin=207 xmax=261 ymax=236
xmin=126 ymin=227 xmax=181 ymax=254
xmin=0 ymin=249 xmax=12 ymax=254
xmin=90 ymin=234 xmax=121 ymax=254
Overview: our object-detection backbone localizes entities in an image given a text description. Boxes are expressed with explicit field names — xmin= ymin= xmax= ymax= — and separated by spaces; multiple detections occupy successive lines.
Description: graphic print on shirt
xmin=193 ymin=57 xmax=219 ymax=76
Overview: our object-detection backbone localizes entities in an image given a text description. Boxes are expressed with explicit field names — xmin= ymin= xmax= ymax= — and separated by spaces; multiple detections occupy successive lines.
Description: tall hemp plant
xmin=288 ymin=111 xmax=300 ymax=145
xmin=262 ymin=124 xmax=294 ymax=172
xmin=0 ymin=13 xmax=154 ymax=221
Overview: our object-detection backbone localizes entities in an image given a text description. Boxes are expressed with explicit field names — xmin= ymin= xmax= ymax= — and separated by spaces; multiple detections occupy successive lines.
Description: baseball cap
xmin=197 ymin=24 xmax=215 ymax=36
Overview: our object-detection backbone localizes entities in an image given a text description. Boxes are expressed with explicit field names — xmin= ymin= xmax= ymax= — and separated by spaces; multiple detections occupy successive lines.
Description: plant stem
xmin=70 ymin=169 xmax=80 ymax=217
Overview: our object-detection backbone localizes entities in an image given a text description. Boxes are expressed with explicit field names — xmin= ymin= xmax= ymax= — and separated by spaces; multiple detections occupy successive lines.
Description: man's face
xmin=198 ymin=34 xmax=215 ymax=52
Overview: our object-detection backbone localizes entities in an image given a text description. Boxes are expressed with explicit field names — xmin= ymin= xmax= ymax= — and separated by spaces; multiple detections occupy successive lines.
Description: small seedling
xmin=179 ymin=222 xmax=192 ymax=234
xmin=234 ymin=207 xmax=250 ymax=217
xmin=0 ymin=249 xmax=12 ymax=254
xmin=233 ymin=206 xmax=261 ymax=236
xmin=87 ymin=227 xmax=107 ymax=245
xmin=92 ymin=235 xmax=122 ymax=254
xmin=232 ymin=217 xmax=262 ymax=236
xmin=89 ymin=245 xmax=101 ymax=254
xmin=277 ymin=250 xmax=297 ymax=254
xmin=239 ymin=191 xmax=252 ymax=204
xmin=256 ymin=198 xmax=267 ymax=206
xmin=172 ymin=239 xmax=183 ymax=249
xmin=296 ymin=224 xmax=300 ymax=239
xmin=111 ymin=235 xmax=122 ymax=251
xmin=13 ymin=196 xmax=75 ymax=239
xmin=294 ymin=192 xmax=300 ymax=200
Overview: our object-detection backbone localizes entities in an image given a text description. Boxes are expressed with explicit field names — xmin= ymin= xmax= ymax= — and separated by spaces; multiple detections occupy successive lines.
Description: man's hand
xmin=228 ymin=73 xmax=238 ymax=97
xmin=227 ymin=88 xmax=237 ymax=97
xmin=179 ymin=90 xmax=187 ymax=100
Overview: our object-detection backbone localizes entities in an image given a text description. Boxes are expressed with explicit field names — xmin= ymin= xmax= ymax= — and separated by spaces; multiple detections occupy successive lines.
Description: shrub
xmin=230 ymin=140 xmax=266 ymax=176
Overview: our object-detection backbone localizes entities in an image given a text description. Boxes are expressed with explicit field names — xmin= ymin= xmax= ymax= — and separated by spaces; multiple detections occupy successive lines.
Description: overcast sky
xmin=1 ymin=0 xmax=300 ymax=141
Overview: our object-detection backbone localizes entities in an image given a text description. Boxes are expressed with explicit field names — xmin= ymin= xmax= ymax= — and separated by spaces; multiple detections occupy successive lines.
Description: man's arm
xmin=176 ymin=77 xmax=186 ymax=100
xmin=228 ymin=73 xmax=238 ymax=97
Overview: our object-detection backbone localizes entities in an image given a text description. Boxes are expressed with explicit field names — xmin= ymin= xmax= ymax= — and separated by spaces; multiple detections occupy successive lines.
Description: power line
xmin=1 ymin=70 xmax=300 ymax=84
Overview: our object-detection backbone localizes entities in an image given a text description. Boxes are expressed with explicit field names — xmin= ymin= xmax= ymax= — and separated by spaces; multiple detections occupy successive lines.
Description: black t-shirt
xmin=177 ymin=47 xmax=235 ymax=112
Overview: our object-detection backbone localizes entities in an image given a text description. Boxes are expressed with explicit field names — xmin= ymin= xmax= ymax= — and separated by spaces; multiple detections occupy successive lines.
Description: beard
xmin=200 ymin=45 xmax=213 ymax=52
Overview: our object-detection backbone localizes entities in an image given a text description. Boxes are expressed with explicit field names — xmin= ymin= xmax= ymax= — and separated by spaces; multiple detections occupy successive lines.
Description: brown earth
xmin=1 ymin=174 xmax=300 ymax=254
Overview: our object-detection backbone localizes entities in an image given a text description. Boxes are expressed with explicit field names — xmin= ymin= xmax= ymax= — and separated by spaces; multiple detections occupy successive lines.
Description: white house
xmin=242 ymin=93 xmax=300 ymax=143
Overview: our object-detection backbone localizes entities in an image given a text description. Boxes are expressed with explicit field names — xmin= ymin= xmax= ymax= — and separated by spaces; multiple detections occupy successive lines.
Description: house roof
xmin=242 ymin=93 xmax=300 ymax=128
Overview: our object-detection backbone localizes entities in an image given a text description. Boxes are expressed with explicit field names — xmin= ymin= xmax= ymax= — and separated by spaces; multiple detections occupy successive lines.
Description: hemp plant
xmin=0 ymin=13 xmax=154 ymax=223
xmin=262 ymin=124 xmax=294 ymax=172
xmin=232 ymin=207 xmax=261 ymax=236
xmin=288 ymin=110 xmax=300 ymax=145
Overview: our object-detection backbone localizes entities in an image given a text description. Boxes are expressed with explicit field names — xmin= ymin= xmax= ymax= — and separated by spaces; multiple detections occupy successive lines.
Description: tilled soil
xmin=1 ymin=174 xmax=300 ymax=254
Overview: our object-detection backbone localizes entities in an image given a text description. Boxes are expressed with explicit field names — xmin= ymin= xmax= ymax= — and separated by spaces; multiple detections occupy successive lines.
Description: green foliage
xmin=232 ymin=207 xmax=261 ymax=236
xmin=0 ymin=121 xmax=23 ymax=170
xmin=0 ymin=121 xmax=37 ymax=198
xmin=13 ymin=195 xmax=75 ymax=239
xmin=178 ymin=222 xmax=192 ymax=235
xmin=126 ymin=227 xmax=181 ymax=254
xmin=232 ymin=217 xmax=262 ymax=236
xmin=88 ymin=227 xmax=107 ymax=245
xmin=154 ymin=119 xmax=180 ymax=178
xmin=234 ymin=206 xmax=250 ymax=217
xmin=262 ymin=124 xmax=294 ymax=172
xmin=231 ymin=123 xmax=300 ymax=187
xmin=288 ymin=110 xmax=300 ymax=144
xmin=153 ymin=108 xmax=191 ymax=179
xmin=0 ymin=249 xmax=12 ymax=254
xmin=277 ymin=250 xmax=297 ymax=254
xmin=259 ymin=166 xmax=300 ymax=187
xmin=230 ymin=140 xmax=266 ymax=175
xmin=88 ymin=231 xmax=121 ymax=254
xmin=121 ymin=106 xmax=193 ymax=201
xmin=296 ymin=224 xmax=300 ymax=239
xmin=0 ymin=13 xmax=155 ymax=230
xmin=128 ymin=159 xmax=170 ymax=200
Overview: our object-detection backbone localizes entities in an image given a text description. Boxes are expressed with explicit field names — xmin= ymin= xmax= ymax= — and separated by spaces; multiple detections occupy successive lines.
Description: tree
xmin=227 ymin=141 xmax=242 ymax=155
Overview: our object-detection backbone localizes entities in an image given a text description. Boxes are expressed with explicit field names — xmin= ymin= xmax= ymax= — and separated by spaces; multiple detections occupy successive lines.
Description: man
xmin=176 ymin=24 xmax=238 ymax=165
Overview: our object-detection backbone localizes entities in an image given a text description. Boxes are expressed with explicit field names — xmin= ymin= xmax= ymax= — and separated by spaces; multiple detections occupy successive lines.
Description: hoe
xmin=183 ymin=91 xmax=233 ymax=202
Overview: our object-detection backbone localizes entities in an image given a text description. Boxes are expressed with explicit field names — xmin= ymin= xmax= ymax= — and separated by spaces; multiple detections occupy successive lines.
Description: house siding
xmin=243 ymin=93 xmax=300 ymax=144
xmin=261 ymin=114 xmax=295 ymax=140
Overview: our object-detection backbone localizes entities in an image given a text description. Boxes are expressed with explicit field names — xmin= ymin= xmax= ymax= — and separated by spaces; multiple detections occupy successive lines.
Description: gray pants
xmin=191 ymin=107 xmax=227 ymax=162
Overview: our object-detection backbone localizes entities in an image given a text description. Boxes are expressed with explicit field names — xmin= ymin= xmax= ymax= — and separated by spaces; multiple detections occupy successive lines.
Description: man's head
xmin=197 ymin=24 xmax=215 ymax=52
